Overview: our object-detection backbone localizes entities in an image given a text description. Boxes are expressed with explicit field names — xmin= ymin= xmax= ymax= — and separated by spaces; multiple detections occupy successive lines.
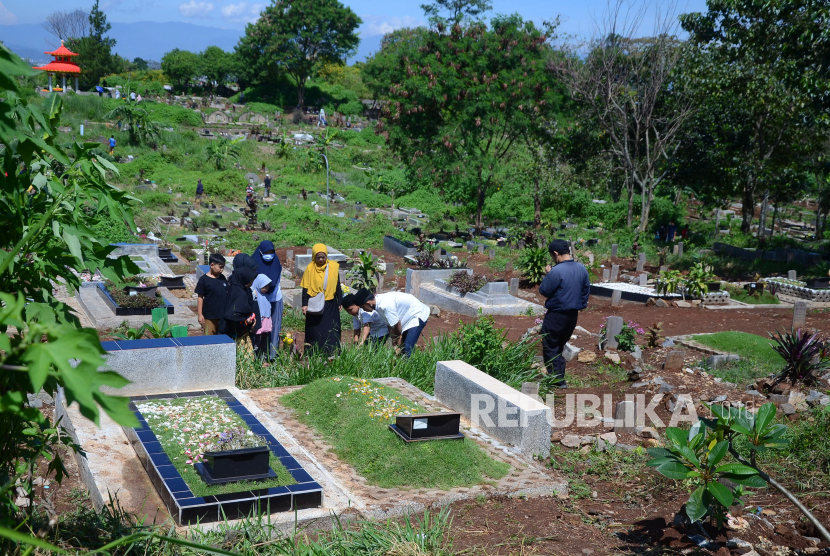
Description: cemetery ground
xmin=17 ymin=95 xmax=830 ymax=554
xmin=40 ymin=277 xmax=830 ymax=555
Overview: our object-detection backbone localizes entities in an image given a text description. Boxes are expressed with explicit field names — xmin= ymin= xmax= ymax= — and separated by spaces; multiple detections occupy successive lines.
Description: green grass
xmin=722 ymin=284 xmax=781 ymax=304
xmin=138 ymin=396 xmax=295 ymax=497
xmin=281 ymin=377 xmax=510 ymax=489
xmin=692 ymin=331 xmax=783 ymax=385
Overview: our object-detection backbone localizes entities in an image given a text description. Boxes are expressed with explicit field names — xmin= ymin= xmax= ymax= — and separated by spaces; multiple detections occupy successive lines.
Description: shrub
xmin=769 ymin=329 xmax=830 ymax=388
xmin=448 ymin=271 xmax=487 ymax=294
xmin=517 ymin=247 xmax=549 ymax=284
xmin=292 ymin=108 xmax=303 ymax=124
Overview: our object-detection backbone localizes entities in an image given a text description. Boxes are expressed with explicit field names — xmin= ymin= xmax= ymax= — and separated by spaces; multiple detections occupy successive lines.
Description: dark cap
xmin=341 ymin=293 xmax=356 ymax=308
xmin=549 ymin=239 xmax=570 ymax=256
xmin=353 ymin=288 xmax=374 ymax=306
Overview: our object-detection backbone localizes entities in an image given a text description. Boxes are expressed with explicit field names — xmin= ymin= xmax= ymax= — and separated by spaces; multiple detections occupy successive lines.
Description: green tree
xmin=161 ymin=48 xmax=200 ymax=87
xmin=365 ymin=15 xmax=561 ymax=229
xmin=0 ymin=46 xmax=140 ymax=537
xmin=200 ymin=46 xmax=231 ymax=88
xmin=133 ymin=57 xmax=149 ymax=70
xmin=65 ymin=0 xmax=117 ymax=89
xmin=420 ymin=0 xmax=492 ymax=24
xmin=680 ymin=0 xmax=813 ymax=235
xmin=236 ymin=0 xmax=362 ymax=107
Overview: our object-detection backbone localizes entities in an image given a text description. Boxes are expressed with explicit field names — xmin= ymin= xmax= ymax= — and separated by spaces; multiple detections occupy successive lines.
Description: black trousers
xmin=541 ymin=309 xmax=579 ymax=382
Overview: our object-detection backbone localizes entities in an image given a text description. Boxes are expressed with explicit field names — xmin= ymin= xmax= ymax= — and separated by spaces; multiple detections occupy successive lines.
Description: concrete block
xmin=602 ymin=268 xmax=610 ymax=281
xmin=480 ymin=281 xmax=509 ymax=296
xmin=614 ymin=400 xmax=636 ymax=434
xmin=611 ymin=244 xmax=618 ymax=257
xmin=100 ymin=336 xmax=235 ymax=396
xmin=611 ymin=264 xmax=620 ymax=281
xmin=405 ymin=268 xmax=471 ymax=297
xmin=611 ymin=290 xmax=622 ymax=307
xmin=435 ymin=360 xmax=551 ymax=457
xmin=509 ymin=277 xmax=519 ymax=296
xmin=793 ymin=301 xmax=807 ymax=329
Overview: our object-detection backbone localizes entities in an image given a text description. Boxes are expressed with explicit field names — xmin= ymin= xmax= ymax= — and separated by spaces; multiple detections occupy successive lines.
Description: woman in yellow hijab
xmin=300 ymin=243 xmax=342 ymax=355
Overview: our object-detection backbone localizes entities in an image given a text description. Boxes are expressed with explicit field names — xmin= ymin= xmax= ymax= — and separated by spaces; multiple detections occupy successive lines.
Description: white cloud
xmin=0 ymin=1 xmax=18 ymax=25
xmin=220 ymin=1 xmax=264 ymax=22
xmin=178 ymin=1 xmax=215 ymax=18
xmin=359 ymin=15 xmax=421 ymax=37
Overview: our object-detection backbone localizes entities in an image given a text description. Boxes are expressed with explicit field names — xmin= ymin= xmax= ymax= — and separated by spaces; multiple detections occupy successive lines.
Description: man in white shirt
xmin=317 ymin=107 xmax=327 ymax=127
xmin=341 ymin=294 xmax=388 ymax=346
xmin=353 ymin=289 xmax=430 ymax=357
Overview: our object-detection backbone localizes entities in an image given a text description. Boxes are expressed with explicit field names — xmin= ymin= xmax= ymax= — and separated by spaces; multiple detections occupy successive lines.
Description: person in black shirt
xmin=194 ymin=253 xmax=228 ymax=335
xmin=263 ymin=174 xmax=271 ymax=198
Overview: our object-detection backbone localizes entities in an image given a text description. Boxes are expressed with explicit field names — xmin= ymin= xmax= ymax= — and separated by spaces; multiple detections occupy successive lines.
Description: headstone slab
xmin=677 ymin=242 xmax=684 ymax=256
xmin=793 ymin=301 xmax=808 ymax=330
xmin=509 ymin=277 xmax=519 ymax=296
xmin=610 ymin=264 xmax=620 ymax=282
xmin=788 ymin=270 xmax=797 ymax=280
xmin=664 ymin=350 xmax=685 ymax=371
xmin=434 ymin=360 xmax=551 ymax=457
xmin=611 ymin=290 xmax=622 ymax=307
xmin=614 ymin=400 xmax=636 ymax=434
xmin=639 ymin=274 xmax=648 ymax=286
xmin=604 ymin=316 xmax=624 ymax=347
xmin=602 ymin=268 xmax=610 ymax=281
xmin=611 ymin=244 xmax=618 ymax=257
xmin=100 ymin=336 xmax=235 ymax=395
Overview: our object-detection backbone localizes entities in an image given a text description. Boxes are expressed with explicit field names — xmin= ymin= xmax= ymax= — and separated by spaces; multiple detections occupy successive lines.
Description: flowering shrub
xmin=599 ymin=319 xmax=644 ymax=352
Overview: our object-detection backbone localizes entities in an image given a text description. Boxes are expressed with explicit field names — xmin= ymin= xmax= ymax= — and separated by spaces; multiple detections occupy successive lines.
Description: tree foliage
xmin=65 ymin=0 xmax=118 ymax=89
xmin=236 ymin=0 xmax=362 ymax=107
xmin=104 ymin=101 xmax=162 ymax=146
xmin=365 ymin=14 xmax=561 ymax=229
xmin=161 ymin=48 xmax=201 ymax=87
xmin=0 ymin=45 xmax=139 ymax=532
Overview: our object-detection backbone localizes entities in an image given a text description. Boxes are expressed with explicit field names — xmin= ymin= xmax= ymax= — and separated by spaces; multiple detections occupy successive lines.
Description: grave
xmin=602 ymin=316 xmax=624 ymax=349
xmin=383 ymin=235 xmax=417 ymax=258
xmin=590 ymin=281 xmax=682 ymax=303
xmin=434 ymin=360 xmax=552 ymax=457
xmin=421 ymin=279 xmax=545 ymax=317
xmin=292 ymin=247 xmax=349 ymax=279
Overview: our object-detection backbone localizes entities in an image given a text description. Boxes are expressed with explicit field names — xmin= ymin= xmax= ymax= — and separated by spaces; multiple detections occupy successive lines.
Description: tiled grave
xmin=57 ymin=385 xmax=354 ymax=531
xmin=420 ymin=279 xmax=545 ymax=316
xmin=124 ymin=389 xmax=322 ymax=525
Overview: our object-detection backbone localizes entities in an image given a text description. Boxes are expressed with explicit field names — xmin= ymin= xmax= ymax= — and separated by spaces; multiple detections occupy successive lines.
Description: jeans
xmin=400 ymin=319 xmax=427 ymax=358
xmin=369 ymin=334 xmax=388 ymax=347
xmin=541 ymin=310 xmax=579 ymax=384
xmin=269 ymin=298 xmax=283 ymax=357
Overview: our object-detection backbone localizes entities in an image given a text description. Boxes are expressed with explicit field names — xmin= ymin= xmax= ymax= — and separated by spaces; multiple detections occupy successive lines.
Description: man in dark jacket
xmin=539 ymin=240 xmax=591 ymax=388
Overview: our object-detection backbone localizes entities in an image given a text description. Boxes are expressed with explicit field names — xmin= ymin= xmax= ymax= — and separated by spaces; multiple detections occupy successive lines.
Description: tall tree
xmin=680 ymin=1 xmax=813 ymax=235
xmin=420 ymin=0 xmax=492 ymax=24
xmin=42 ymin=9 xmax=89 ymax=42
xmin=365 ymin=14 xmax=561 ymax=229
xmin=161 ymin=48 xmax=200 ymax=87
xmin=552 ymin=0 xmax=693 ymax=232
xmin=65 ymin=1 xmax=117 ymax=89
xmin=200 ymin=46 xmax=231 ymax=88
xmin=235 ymin=0 xmax=361 ymax=107
xmin=132 ymin=57 xmax=148 ymax=71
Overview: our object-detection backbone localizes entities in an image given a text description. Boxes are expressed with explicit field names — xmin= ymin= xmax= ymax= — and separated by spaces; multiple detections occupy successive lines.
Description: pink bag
xmin=257 ymin=317 xmax=272 ymax=334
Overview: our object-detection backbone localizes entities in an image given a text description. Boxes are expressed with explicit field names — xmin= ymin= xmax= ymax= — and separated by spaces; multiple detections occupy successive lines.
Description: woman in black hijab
xmin=223 ymin=254 xmax=259 ymax=344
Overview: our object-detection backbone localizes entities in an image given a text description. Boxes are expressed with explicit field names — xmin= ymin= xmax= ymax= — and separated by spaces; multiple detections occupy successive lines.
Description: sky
xmin=0 ymin=0 xmax=709 ymax=41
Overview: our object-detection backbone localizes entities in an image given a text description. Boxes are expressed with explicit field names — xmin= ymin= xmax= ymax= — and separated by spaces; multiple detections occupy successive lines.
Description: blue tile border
xmin=124 ymin=390 xmax=321 ymax=524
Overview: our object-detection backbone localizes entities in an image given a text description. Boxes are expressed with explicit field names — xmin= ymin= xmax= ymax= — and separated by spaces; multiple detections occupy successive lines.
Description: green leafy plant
xmin=768 ymin=328 xmax=830 ymax=388
xmin=112 ymin=323 xmax=148 ymax=340
xmin=685 ymin=262 xmax=716 ymax=298
xmin=599 ymin=320 xmax=643 ymax=352
xmin=517 ymin=247 xmax=549 ymax=285
xmin=205 ymin=137 xmax=242 ymax=170
xmin=0 ymin=46 xmax=141 ymax=548
xmin=448 ymin=271 xmax=487 ymax=295
xmin=104 ymin=101 xmax=161 ymax=146
xmin=348 ymin=251 xmax=385 ymax=292
xmin=656 ymin=269 xmax=683 ymax=295
xmin=648 ymin=402 xmax=830 ymax=542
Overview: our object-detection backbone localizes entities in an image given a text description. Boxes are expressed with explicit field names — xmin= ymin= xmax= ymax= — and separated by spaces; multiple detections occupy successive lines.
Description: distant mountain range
xmin=1 ymin=21 xmax=384 ymax=66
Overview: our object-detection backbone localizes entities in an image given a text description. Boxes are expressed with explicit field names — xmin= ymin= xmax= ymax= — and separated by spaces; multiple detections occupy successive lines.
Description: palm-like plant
xmin=205 ymin=137 xmax=242 ymax=170
xmin=769 ymin=328 xmax=830 ymax=387
xmin=104 ymin=102 xmax=161 ymax=146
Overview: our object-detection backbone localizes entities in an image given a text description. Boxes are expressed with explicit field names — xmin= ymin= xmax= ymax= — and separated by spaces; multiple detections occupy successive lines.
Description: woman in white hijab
xmin=250 ymin=274 xmax=273 ymax=359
